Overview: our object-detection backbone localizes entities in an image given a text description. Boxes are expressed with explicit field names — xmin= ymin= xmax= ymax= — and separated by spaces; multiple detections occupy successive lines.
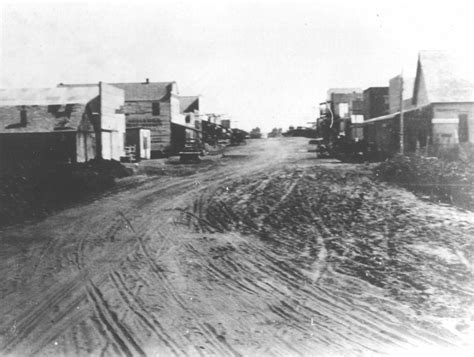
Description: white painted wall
xmin=100 ymin=83 xmax=126 ymax=160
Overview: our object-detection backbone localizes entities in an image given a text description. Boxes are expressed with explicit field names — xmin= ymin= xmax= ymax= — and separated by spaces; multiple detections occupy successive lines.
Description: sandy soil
xmin=0 ymin=137 xmax=473 ymax=356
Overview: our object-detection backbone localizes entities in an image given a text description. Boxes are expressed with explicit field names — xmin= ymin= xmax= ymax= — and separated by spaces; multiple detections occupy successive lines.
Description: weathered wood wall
xmin=124 ymin=100 xmax=171 ymax=155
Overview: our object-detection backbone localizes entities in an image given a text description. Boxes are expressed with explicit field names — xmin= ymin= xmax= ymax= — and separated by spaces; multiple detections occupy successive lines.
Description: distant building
xmin=170 ymin=96 xmax=202 ymax=154
xmin=178 ymin=95 xmax=201 ymax=131
xmin=325 ymin=88 xmax=364 ymax=139
xmin=220 ymin=119 xmax=231 ymax=129
xmin=0 ymin=83 xmax=125 ymax=173
xmin=179 ymin=96 xmax=200 ymax=115
xmin=112 ymin=80 xmax=180 ymax=157
xmin=363 ymin=87 xmax=389 ymax=120
xmin=327 ymin=88 xmax=363 ymax=119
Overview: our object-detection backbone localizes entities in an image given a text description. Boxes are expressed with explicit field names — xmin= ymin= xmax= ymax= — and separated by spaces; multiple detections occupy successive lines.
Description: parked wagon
xmin=179 ymin=138 xmax=203 ymax=163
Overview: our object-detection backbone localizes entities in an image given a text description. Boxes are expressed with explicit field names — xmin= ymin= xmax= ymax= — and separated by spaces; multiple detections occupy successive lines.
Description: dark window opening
xmin=459 ymin=114 xmax=469 ymax=143
xmin=20 ymin=109 xmax=27 ymax=127
xmin=48 ymin=104 xmax=61 ymax=114
xmin=185 ymin=114 xmax=191 ymax=124
xmin=152 ymin=102 xmax=160 ymax=116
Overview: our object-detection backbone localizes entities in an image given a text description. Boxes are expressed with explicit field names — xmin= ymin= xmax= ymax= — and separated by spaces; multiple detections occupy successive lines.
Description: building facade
xmin=61 ymin=80 xmax=182 ymax=157
xmin=169 ymin=96 xmax=202 ymax=154
xmin=0 ymin=83 xmax=125 ymax=173
xmin=388 ymin=76 xmax=415 ymax=114
xmin=324 ymin=88 xmax=364 ymax=140
xmin=363 ymin=87 xmax=389 ymax=120
xmin=111 ymin=80 xmax=181 ymax=157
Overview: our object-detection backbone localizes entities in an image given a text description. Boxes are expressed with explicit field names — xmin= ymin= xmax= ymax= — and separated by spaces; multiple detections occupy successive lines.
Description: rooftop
xmin=179 ymin=96 xmax=199 ymax=114
xmin=59 ymin=81 xmax=176 ymax=101
xmin=0 ymin=86 xmax=99 ymax=106
xmin=414 ymin=50 xmax=474 ymax=103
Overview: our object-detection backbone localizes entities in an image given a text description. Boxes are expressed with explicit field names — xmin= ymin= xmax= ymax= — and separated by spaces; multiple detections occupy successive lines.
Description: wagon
xmin=308 ymin=138 xmax=329 ymax=157
xmin=179 ymin=138 xmax=203 ymax=163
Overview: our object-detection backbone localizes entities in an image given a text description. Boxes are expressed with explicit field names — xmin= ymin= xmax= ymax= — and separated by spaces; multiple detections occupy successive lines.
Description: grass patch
xmin=374 ymin=154 xmax=474 ymax=210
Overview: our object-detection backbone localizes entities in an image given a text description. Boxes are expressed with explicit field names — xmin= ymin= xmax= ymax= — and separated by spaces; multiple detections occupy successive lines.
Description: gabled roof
xmin=0 ymin=102 xmax=91 ymax=134
xmin=59 ymin=81 xmax=177 ymax=102
xmin=0 ymin=87 xmax=97 ymax=133
xmin=0 ymin=86 xmax=99 ymax=106
xmin=413 ymin=51 xmax=474 ymax=105
xmin=112 ymin=82 xmax=175 ymax=101
xmin=179 ymin=96 xmax=199 ymax=114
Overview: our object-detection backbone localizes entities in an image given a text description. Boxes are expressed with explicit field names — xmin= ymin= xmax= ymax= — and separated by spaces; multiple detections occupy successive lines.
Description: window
xmin=20 ymin=109 xmax=27 ymax=127
xmin=152 ymin=102 xmax=160 ymax=116
xmin=459 ymin=114 xmax=469 ymax=142
xmin=185 ymin=114 xmax=191 ymax=124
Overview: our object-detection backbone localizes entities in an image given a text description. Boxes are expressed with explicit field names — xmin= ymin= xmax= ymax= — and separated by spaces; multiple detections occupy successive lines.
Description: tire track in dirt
xmin=262 ymin=220 xmax=451 ymax=348
xmin=239 ymin=250 xmax=399 ymax=351
xmin=179 ymin=164 xmax=461 ymax=353
xmin=109 ymin=270 xmax=187 ymax=356
xmin=185 ymin=243 xmax=258 ymax=295
xmin=1 ymin=139 xmax=294 ymax=355
xmin=183 ymin=233 xmax=390 ymax=354
xmin=132 ymin=228 xmax=242 ymax=357
xmin=85 ymin=280 xmax=145 ymax=357
xmin=0 ymin=216 xmax=137 ymax=355
xmin=3 ymin=138 xmax=470 ymax=355
xmin=1 ymin=268 xmax=100 ymax=354
xmin=97 ymin=186 xmax=245 ymax=357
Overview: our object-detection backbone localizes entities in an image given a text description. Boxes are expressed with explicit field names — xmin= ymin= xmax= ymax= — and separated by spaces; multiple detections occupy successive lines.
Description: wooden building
xmin=61 ymin=80 xmax=181 ymax=158
xmin=0 ymin=83 xmax=125 ymax=173
xmin=322 ymin=88 xmax=364 ymax=141
xmin=169 ymin=96 xmax=202 ymax=155
xmin=363 ymin=87 xmax=389 ymax=120
xmin=364 ymin=51 xmax=474 ymax=158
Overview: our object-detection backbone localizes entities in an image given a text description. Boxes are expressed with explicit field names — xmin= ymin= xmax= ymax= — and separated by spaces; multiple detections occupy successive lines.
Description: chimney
xmin=146 ymin=78 xmax=149 ymax=84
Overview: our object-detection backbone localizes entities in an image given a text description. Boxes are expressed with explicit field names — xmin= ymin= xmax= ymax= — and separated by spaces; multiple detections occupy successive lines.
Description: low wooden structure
xmin=0 ymin=83 xmax=126 ymax=174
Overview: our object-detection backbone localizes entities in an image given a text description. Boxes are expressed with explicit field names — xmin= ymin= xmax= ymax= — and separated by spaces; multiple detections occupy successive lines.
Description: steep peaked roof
xmin=0 ymin=86 xmax=99 ymax=106
xmin=413 ymin=51 xmax=474 ymax=105
xmin=179 ymin=96 xmax=199 ymax=114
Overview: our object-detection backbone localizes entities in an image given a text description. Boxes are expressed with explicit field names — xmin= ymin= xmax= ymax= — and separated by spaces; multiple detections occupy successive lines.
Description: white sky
xmin=1 ymin=0 xmax=473 ymax=133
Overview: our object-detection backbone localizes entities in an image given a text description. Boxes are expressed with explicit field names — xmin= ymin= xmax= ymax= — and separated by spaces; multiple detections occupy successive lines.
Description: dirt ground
xmin=0 ymin=137 xmax=473 ymax=356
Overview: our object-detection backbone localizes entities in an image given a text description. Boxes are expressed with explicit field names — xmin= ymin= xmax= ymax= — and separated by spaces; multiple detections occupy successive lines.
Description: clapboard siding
xmin=124 ymin=100 xmax=172 ymax=151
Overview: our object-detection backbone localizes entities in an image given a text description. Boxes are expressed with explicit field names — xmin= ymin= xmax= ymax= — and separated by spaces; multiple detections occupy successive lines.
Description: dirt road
xmin=0 ymin=137 xmax=473 ymax=356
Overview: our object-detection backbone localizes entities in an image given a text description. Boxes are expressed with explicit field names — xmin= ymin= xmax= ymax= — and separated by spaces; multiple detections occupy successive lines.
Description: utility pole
xmin=399 ymin=73 xmax=404 ymax=154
